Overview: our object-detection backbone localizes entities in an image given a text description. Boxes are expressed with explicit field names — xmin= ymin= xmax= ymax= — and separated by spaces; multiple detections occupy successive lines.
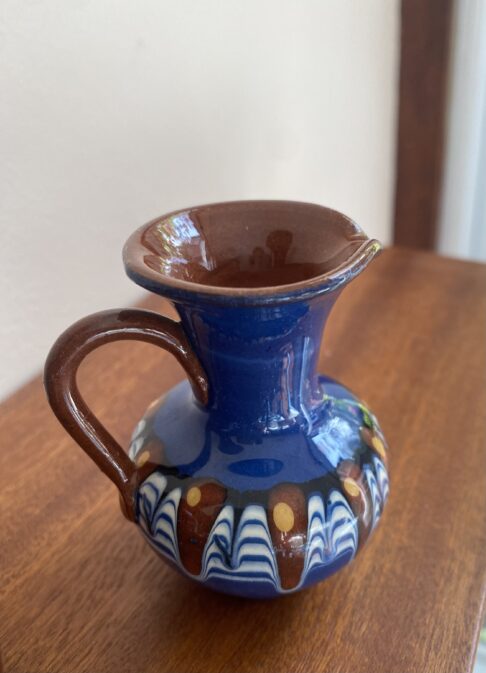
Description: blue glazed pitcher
xmin=45 ymin=200 xmax=389 ymax=598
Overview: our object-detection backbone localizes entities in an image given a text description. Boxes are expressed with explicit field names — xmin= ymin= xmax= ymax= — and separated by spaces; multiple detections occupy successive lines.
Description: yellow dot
xmin=136 ymin=450 xmax=150 ymax=467
xmin=343 ymin=477 xmax=360 ymax=498
xmin=273 ymin=502 xmax=294 ymax=533
xmin=186 ymin=487 xmax=201 ymax=507
xmin=371 ymin=436 xmax=386 ymax=460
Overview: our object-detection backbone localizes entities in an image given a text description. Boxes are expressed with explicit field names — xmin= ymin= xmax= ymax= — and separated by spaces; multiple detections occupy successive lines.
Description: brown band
xmin=44 ymin=308 xmax=209 ymax=521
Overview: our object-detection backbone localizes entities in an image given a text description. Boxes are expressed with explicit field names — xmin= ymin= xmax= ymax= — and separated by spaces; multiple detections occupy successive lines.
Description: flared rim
xmin=123 ymin=200 xmax=382 ymax=305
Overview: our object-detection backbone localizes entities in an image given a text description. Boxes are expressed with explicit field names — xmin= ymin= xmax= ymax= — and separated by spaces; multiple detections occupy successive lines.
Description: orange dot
xmin=273 ymin=502 xmax=294 ymax=533
xmin=343 ymin=477 xmax=360 ymax=498
xmin=371 ymin=436 xmax=386 ymax=460
xmin=186 ymin=487 xmax=201 ymax=507
xmin=136 ymin=450 xmax=150 ymax=467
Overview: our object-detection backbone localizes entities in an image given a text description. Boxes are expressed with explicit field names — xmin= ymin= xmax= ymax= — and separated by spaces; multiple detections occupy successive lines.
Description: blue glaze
xmin=176 ymin=293 xmax=333 ymax=429
xmin=146 ymin=290 xmax=350 ymax=491
xmin=148 ymin=375 xmax=365 ymax=492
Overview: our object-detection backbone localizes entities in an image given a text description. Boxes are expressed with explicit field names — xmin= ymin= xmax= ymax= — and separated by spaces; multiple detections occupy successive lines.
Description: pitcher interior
xmin=135 ymin=201 xmax=369 ymax=289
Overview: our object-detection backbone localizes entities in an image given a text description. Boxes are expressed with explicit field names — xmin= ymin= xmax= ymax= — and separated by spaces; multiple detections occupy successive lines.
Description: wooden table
xmin=1 ymin=248 xmax=486 ymax=673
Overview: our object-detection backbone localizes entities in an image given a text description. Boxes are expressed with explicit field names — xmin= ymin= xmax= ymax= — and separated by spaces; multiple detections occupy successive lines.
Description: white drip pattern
xmin=364 ymin=466 xmax=382 ymax=528
xmin=373 ymin=456 xmax=389 ymax=502
xmin=200 ymin=505 xmax=279 ymax=586
xmin=304 ymin=489 xmax=358 ymax=576
xmin=136 ymin=457 xmax=389 ymax=592
xmin=138 ymin=473 xmax=180 ymax=561
xmin=200 ymin=505 xmax=234 ymax=580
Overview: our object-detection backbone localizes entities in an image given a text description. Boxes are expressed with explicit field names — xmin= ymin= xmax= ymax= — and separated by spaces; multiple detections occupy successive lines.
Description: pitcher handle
xmin=44 ymin=308 xmax=209 ymax=521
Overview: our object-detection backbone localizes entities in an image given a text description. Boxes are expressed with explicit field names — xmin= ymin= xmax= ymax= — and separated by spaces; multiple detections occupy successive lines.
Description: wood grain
xmin=1 ymin=248 xmax=486 ymax=673
xmin=394 ymin=0 xmax=454 ymax=249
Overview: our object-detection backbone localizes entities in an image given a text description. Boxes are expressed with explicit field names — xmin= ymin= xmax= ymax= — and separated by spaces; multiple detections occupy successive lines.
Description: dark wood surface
xmin=2 ymin=248 xmax=486 ymax=673
xmin=394 ymin=0 xmax=454 ymax=249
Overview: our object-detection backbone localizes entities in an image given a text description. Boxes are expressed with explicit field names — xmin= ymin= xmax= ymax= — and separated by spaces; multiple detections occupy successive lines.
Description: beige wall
xmin=0 ymin=0 xmax=399 ymax=398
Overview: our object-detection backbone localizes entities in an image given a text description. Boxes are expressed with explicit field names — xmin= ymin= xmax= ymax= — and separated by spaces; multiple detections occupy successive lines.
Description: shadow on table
xmin=147 ymin=570 xmax=315 ymax=667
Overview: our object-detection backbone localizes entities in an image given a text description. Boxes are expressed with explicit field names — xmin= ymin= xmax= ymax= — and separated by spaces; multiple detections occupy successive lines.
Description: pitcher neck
xmin=176 ymin=294 xmax=339 ymax=431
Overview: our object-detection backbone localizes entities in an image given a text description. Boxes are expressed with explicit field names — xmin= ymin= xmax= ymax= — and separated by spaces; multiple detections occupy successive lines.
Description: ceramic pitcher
xmin=45 ymin=200 xmax=389 ymax=598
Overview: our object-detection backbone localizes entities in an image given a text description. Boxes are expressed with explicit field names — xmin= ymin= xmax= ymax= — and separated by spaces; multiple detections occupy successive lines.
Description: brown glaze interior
xmin=126 ymin=201 xmax=372 ymax=292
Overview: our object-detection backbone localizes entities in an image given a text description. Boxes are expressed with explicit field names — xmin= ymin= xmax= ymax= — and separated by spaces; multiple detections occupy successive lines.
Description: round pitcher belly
xmin=129 ymin=377 xmax=389 ymax=598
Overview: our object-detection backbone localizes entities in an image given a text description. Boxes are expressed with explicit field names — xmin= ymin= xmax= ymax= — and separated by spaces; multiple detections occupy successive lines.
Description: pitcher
xmin=45 ymin=200 xmax=389 ymax=598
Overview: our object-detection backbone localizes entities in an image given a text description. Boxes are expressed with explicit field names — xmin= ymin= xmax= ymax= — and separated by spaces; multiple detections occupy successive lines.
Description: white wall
xmin=0 ymin=0 xmax=399 ymax=399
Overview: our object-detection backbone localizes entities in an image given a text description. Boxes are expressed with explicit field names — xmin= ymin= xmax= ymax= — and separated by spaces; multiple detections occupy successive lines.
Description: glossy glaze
xmin=45 ymin=200 xmax=389 ymax=598
xmin=123 ymin=200 xmax=381 ymax=303
xmin=130 ymin=378 xmax=388 ymax=597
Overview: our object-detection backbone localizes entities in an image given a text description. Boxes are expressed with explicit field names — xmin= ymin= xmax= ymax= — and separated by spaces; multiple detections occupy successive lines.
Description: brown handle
xmin=44 ymin=308 xmax=209 ymax=522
